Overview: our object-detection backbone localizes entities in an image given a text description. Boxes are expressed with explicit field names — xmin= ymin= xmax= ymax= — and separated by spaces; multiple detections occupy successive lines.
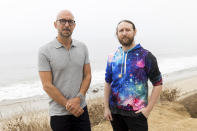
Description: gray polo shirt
xmin=38 ymin=38 xmax=90 ymax=116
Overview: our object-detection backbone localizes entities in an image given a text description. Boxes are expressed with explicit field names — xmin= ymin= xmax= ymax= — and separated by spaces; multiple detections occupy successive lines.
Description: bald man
xmin=38 ymin=10 xmax=91 ymax=131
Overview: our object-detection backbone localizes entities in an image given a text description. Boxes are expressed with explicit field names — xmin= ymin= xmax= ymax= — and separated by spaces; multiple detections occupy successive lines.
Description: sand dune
xmin=92 ymin=101 xmax=197 ymax=131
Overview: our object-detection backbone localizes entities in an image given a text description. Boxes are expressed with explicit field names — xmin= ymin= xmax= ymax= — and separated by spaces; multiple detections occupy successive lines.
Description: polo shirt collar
xmin=54 ymin=38 xmax=76 ymax=49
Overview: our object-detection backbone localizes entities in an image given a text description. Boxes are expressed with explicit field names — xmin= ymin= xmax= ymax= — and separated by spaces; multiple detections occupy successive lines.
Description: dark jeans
xmin=50 ymin=106 xmax=91 ymax=131
xmin=110 ymin=113 xmax=148 ymax=131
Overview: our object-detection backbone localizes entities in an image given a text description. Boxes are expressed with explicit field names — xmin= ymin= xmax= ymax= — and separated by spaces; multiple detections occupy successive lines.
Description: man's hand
xmin=135 ymin=107 xmax=151 ymax=118
xmin=66 ymin=97 xmax=84 ymax=117
xmin=135 ymin=85 xmax=162 ymax=119
xmin=104 ymin=107 xmax=113 ymax=121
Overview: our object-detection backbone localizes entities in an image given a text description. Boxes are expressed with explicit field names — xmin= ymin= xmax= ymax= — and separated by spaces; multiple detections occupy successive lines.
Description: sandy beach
xmin=0 ymin=68 xmax=197 ymax=130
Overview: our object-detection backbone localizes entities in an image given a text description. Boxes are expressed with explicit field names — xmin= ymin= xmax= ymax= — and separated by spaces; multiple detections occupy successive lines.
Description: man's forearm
xmin=104 ymin=82 xmax=111 ymax=109
xmin=146 ymin=85 xmax=163 ymax=111
xmin=43 ymin=82 xmax=68 ymax=107
xmin=79 ymin=73 xmax=91 ymax=96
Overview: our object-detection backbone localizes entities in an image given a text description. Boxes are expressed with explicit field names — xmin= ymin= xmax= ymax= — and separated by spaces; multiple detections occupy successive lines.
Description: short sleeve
xmin=38 ymin=48 xmax=51 ymax=71
xmin=145 ymin=52 xmax=162 ymax=86
xmin=84 ymin=45 xmax=90 ymax=64
xmin=105 ymin=54 xmax=113 ymax=83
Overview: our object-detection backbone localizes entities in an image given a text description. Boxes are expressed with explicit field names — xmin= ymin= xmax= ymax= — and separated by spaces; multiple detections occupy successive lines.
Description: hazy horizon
xmin=0 ymin=0 xmax=197 ymax=86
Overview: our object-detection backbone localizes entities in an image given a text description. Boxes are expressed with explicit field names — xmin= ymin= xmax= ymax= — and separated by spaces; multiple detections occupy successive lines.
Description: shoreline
xmin=0 ymin=95 xmax=49 ymax=119
xmin=1 ymin=67 xmax=197 ymax=119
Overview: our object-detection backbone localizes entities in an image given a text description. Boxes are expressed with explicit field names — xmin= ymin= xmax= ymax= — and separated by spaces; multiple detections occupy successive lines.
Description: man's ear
xmin=134 ymin=29 xmax=137 ymax=36
xmin=54 ymin=21 xmax=57 ymax=29
xmin=73 ymin=23 xmax=76 ymax=29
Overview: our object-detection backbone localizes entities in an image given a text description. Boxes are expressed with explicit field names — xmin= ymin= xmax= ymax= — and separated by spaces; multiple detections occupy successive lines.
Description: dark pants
xmin=50 ymin=106 xmax=91 ymax=131
xmin=110 ymin=113 xmax=148 ymax=131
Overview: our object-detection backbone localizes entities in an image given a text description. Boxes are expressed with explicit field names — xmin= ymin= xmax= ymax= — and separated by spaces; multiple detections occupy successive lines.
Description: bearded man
xmin=104 ymin=20 xmax=163 ymax=131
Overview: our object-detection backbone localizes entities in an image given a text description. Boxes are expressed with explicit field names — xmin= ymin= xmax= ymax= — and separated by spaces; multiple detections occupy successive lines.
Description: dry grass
xmin=0 ymin=110 xmax=51 ymax=131
xmin=0 ymin=98 xmax=105 ymax=131
xmin=0 ymin=88 xmax=194 ymax=131
xmin=87 ymin=98 xmax=104 ymax=126
xmin=160 ymin=87 xmax=180 ymax=101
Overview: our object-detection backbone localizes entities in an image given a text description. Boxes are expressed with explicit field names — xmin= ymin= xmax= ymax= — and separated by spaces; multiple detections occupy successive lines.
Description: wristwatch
xmin=76 ymin=92 xmax=85 ymax=101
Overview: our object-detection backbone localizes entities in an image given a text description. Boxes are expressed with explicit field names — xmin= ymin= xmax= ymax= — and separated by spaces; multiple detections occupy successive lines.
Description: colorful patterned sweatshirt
xmin=105 ymin=44 xmax=162 ymax=114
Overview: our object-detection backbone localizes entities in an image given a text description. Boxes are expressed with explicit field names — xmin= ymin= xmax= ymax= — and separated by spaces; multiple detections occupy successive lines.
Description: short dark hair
xmin=116 ymin=20 xmax=136 ymax=34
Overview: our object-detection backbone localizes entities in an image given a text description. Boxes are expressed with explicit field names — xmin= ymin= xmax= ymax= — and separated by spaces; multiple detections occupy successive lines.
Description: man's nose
xmin=64 ymin=22 xmax=70 ymax=27
xmin=122 ymin=30 xmax=127 ymax=35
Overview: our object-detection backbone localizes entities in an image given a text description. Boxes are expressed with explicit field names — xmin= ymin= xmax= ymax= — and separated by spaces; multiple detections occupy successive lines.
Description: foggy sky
xmin=0 ymin=0 xmax=197 ymax=64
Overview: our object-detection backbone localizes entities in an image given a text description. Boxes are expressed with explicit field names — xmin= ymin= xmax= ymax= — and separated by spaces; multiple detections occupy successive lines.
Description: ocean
xmin=1 ymin=52 xmax=197 ymax=102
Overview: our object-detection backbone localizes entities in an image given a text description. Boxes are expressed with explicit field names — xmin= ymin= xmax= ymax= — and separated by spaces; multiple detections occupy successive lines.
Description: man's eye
xmin=60 ymin=19 xmax=67 ymax=23
xmin=126 ymin=29 xmax=131 ymax=32
xmin=68 ymin=20 xmax=74 ymax=23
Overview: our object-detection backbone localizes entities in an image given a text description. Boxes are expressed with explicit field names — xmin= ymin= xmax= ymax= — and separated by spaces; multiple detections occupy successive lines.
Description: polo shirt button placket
xmin=67 ymin=50 xmax=71 ymax=61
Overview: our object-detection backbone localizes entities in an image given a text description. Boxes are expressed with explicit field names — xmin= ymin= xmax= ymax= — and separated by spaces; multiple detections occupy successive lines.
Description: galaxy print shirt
xmin=105 ymin=44 xmax=162 ymax=112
